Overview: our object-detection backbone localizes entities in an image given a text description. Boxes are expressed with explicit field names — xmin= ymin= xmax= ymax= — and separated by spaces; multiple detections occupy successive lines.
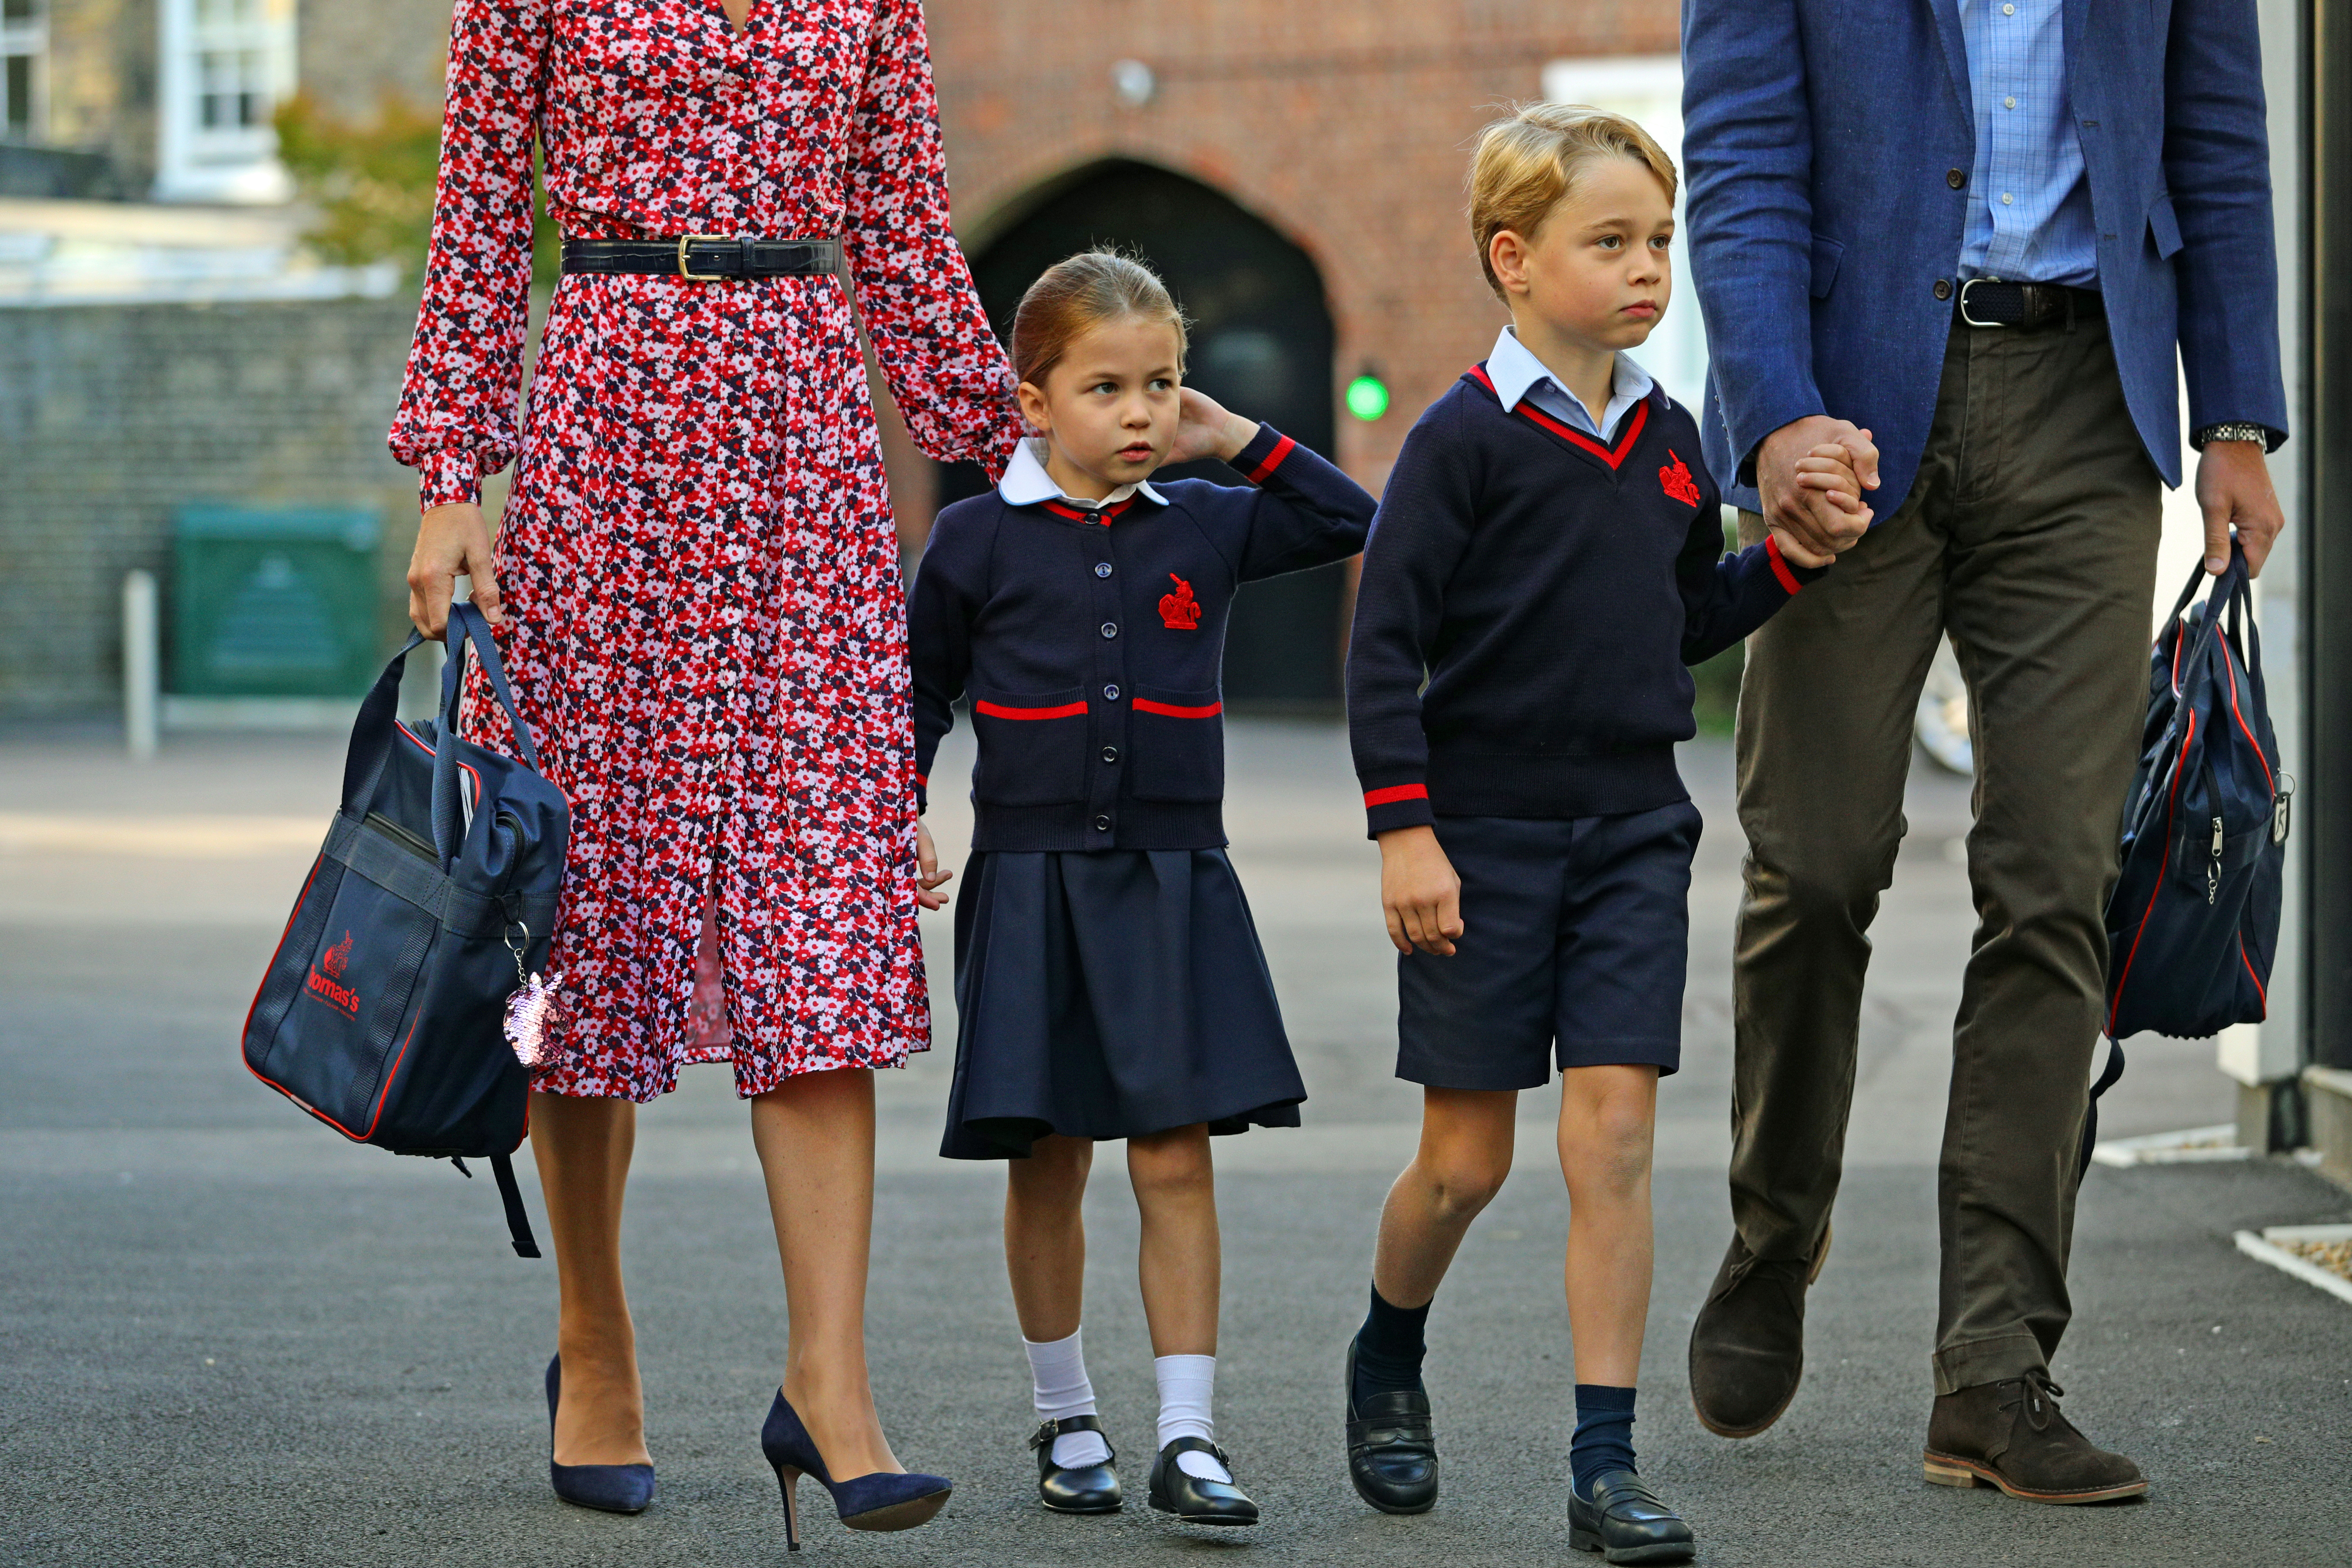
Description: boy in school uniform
xmin=1338 ymin=104 xmax=1870 ymax=1561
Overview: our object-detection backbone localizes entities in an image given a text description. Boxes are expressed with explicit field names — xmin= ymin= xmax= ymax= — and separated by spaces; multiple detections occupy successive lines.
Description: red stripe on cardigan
xmin=973 ymin=699 xmax=1088 ymax=720
xmin=1133 ymin=698 xmax=1223 ymax=718
xmin=1242 ymin=434 xmax=1296 ymax=483
xmin=1363 ymin=783 xmax=1430 ymax=807
xmin=1765 ymin=533 xmax=1804 ymax=595
xmin=1041 ymin=496 xmax=1136 ymax=524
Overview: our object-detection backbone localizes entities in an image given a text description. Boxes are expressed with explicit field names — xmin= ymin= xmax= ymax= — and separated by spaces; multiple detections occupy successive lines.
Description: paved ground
xmin=3 ymin=720 xmax=2347 ymax=1567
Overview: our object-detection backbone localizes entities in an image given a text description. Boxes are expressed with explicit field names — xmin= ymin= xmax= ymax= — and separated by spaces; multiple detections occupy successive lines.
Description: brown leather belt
xmin=560 ymin=236 xmax=840 ymax=280
xmin=1955 ymin=278 xmax=2104 ymax=330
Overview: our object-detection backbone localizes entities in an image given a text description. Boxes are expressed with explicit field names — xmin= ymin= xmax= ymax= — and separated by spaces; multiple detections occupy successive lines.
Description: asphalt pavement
xmin=3 ymin=720 xmax=2347 ymax=1567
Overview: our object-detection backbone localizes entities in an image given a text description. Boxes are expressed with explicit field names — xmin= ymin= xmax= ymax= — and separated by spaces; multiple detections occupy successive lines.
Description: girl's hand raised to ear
xmin=1167 ymin=386 xmax=1261 ymax=467
xmin=916 ymin=820 xmax=954 ymax=910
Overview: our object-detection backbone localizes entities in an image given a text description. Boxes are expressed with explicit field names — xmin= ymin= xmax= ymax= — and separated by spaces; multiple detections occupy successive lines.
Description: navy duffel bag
xmin=2104 ymin=542 xmax=2290 ymax=1045
xmin=242 ymin=603 xmax=568 ymax=1256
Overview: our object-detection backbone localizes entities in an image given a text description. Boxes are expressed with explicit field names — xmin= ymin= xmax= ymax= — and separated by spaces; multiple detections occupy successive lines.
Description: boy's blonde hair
xmin=1467 ymin=102 xmax=1678 ymax=300
xmin=1010 ymin=247 xmax=1190 ymax=388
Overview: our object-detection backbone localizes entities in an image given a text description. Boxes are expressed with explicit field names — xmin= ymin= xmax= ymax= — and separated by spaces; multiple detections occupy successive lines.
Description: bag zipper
xmin=364 ymin=811 xmax=437 ymax=862
xmin=2208 ymin=815 xmax=2223 ymax=905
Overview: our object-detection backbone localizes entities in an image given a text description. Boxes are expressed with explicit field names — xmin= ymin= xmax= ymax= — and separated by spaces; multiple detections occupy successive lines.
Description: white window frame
xmin=156 ymin=0 xmax=297 ymax=204
xmin=1 ymin=0 xmax=46 ymax=145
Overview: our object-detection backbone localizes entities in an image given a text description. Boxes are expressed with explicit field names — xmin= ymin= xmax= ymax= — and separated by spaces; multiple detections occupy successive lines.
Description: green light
xmin=1345 ymin=374 xmax=1391 ymax=422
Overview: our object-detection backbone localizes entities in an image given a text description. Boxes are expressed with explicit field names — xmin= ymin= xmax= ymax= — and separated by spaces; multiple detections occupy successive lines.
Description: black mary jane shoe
xmin=1568 ymin=1470 xmax=1696 ymax=1565
xmin=1344 ymin=1335 xmax=1439 ymax=1513
xmin=1145 ymin=1436 xmax=1259 ymax=1526
xmin=1029 ymin=1415 xmax=1122 ymax=1514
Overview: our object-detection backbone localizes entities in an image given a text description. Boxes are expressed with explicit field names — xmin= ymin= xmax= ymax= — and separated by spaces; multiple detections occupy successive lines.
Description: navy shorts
xmin=1396 ymin=802 xmax=1700 ymax=1090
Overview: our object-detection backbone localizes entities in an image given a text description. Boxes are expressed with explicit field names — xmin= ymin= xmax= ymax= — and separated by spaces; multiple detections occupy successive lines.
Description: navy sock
xmin=1570 ymin=1384 xmax=1638 ymax=1498
xmin=1351 ymin=1283 xmax=1430 ymax=1406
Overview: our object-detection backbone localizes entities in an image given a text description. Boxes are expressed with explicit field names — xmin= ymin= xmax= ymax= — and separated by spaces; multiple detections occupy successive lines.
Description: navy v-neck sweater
xmin=1347 ymin=366 xmax=1826 ymax=837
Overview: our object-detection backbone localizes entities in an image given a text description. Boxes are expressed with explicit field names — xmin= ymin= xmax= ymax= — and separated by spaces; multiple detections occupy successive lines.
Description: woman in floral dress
xmin=391 ymin=0 xmax=1018 ymax=1516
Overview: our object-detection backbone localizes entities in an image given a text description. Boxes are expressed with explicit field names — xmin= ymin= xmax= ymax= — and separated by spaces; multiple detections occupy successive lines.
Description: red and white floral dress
xmin=389 ymin=0 xmax=1019 ymax=1102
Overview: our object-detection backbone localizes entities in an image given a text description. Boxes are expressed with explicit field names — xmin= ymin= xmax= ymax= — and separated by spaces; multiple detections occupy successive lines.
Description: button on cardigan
xmin=912 ymin=424 xmax=1375 ymax=851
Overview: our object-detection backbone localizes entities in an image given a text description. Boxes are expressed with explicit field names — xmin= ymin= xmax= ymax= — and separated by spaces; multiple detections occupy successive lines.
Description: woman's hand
xmin=1378 ymin=825 xmax=1463 ymax=956
xmin=916 ymin=820 xmax=954 ymax=910
xmin=407 ymin=502 xmax=502 ymax=640
xmin=1167 ymin=386 xmax=1259 ymax=467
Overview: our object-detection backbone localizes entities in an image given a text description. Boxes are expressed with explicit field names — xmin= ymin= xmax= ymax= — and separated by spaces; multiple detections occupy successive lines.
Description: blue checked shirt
xmin=1958 ymin=0 xmax=2100 ymax=286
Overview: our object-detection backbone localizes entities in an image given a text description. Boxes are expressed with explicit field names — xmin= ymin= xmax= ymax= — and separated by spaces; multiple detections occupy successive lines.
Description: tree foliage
xmin=274 ymin=92 xmax=560 ymax=287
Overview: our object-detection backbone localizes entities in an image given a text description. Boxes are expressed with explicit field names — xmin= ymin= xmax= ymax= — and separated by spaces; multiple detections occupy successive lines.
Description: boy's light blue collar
xmin=1485 ymin=326 xmax=1655 ymax=426
xmin=999 ymin=437 xmax=1167 ymax=508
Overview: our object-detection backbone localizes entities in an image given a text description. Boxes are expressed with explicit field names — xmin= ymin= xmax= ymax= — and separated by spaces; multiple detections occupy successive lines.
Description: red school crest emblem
xmin=1159 ymin=575 xmax=1202 ymax=630
xmin=322 ymin=929 xmax=354 ymax=978
xmin=1659 ymin=449 xmax=1703 ymax=507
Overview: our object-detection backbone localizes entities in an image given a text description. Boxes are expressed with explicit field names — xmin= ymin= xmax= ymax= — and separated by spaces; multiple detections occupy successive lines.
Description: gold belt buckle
xmin=676 ymin=233 xmax=732 ymax=282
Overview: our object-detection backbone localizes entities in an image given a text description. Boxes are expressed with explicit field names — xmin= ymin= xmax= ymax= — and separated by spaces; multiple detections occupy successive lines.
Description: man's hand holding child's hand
xmin=1378 ymin=826 xmax=1464 ymax=956
xmin=916 ymin=821 xmax=953 ymax=910
xmin=1768 ymin=440 xmax=1877 ymax=569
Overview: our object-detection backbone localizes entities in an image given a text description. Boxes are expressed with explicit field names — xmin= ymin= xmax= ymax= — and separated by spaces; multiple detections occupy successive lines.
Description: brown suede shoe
xmin=1687 ymin=1225 xmax=1830 ymax=1438
xmin=1923 ymin=1371 xmax=2148 ymax=1504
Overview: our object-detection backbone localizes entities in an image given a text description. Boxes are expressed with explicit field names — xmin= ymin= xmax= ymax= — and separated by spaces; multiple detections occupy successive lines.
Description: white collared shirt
xmin=1483 ymin=326 xmax=1654 ymax=443
xmin=998 ymin=437 xmax=1168 ymax=509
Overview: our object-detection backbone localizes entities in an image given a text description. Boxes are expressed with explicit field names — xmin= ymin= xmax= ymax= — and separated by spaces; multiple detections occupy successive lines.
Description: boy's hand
xmin=916 ymin=820 xmax=953 ymax=910
xmin=1794 ymin=444 xmax=1870 ymax=526
xmin=1769 ymin=524 xmax=1834 ymax=570
xmin=1771 ymin=444 xmax=1873 ymax=568
xmin=1758 ymin=416 xmax=1879 ymax=558
xmin=1378 ymin=825 xmax=1464 ymax=956
xmin=1168 ymin=386 xmax=1260 ymax=467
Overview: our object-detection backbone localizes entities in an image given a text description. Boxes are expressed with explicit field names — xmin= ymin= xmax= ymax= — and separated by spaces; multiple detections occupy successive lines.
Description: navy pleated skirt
xmin=940 ymin=848 xmax=1305 ymax=1160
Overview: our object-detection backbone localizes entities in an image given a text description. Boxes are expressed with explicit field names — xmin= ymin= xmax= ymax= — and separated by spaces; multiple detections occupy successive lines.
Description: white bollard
xmin=122 ymin=568 xmax=159 ymax=762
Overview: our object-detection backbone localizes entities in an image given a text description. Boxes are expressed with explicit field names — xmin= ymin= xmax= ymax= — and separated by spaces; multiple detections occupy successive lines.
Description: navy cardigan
xmin=1348 ymin=367 xmax=1825 ymax=837
xmin=912 ymin=425 xmax=1375 ymax=851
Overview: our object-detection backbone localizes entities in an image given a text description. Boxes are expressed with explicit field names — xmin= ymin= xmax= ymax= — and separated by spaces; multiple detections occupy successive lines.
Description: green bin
xmin=171 ymin=504 xmax=384 ymax=697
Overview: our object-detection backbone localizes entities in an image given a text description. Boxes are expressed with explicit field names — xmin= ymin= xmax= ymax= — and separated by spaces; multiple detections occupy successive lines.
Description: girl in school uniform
xmin=908 ymin=250 xmax=1375 ymax=1527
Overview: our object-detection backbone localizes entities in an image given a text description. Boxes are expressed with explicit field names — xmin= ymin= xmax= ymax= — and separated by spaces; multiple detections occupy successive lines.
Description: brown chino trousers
xmin=1731 ymin=314 xmax=2161 ymax=1395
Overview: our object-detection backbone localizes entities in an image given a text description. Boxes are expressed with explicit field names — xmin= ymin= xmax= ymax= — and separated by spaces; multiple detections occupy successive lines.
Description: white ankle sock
xmin=1024 ymin=1329 xmax=1112 ymax=1468
xmin=1155 ymin=1354 xmax=1231 ymax=1482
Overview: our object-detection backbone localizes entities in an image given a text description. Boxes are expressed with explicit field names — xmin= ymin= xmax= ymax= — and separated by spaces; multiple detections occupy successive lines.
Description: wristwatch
xmin=2192 ymin=421 xmax=2272 ymax=449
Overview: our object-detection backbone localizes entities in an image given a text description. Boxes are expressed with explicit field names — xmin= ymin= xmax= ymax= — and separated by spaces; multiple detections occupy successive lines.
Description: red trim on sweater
xmin=1467 ymin=363 xmax=1649 ymax=470
xmin=1242 ymin=434 xmax=1295 ymax=483
xmin=974 ymin=699 xmax=1088 ymax=720
xmin=1041 ymin=496 xmax=1136 ymax=524
xmin=1133 ymin=698 xmax=1222 ymax=718
xmin=1363 ymin=783 xmax=1430 ymax=808
xmin=1765 ymin=533 xmax=1804 ymax=595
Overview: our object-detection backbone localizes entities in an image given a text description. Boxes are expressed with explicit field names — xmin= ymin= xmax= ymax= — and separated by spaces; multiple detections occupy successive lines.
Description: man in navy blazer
xmin=1680 ymin=0 xmax=2287 ymax=1505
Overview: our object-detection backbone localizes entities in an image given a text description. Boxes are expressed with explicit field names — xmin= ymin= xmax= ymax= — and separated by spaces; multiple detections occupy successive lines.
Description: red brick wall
xmin=922 ymin=1 xmax=1679 ymax=493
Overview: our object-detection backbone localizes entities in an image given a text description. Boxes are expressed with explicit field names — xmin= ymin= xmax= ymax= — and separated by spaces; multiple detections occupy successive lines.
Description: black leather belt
xmin=560 ymin=236 xmax=840 ymax=280
xmin=1955 ymin=278 xmax=2103 ymax=330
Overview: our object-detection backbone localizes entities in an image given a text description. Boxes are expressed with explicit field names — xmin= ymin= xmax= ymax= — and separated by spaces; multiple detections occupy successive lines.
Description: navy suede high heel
xmin=545 ymin=1356 xmax=657 ymax=1514
xmin=760 ymin=1390 xmax=951 ymax=1550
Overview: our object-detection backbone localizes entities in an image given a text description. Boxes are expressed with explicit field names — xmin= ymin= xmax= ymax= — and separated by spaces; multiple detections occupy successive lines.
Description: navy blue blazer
xmin=911 ymin=425 xmax=1374 ymax=852
xmin=1681 ymin=0 xmax=2288 ymax=513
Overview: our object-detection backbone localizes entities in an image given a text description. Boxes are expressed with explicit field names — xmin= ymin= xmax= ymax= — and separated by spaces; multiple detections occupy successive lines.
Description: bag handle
xmin=339 ymin=630 xmax=428 ymax=816
xmin=430 ymin=603 xmax=545 ymax=869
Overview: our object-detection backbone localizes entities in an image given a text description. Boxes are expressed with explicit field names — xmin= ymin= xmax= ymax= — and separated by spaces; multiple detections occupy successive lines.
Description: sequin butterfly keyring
xmin=501 ymin=920 xmax=561 ymax=1067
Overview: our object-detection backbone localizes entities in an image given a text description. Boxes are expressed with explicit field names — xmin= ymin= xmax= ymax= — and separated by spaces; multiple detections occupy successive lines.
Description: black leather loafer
xmin=1344 ymin=1335 xmax=1439 ymax=1513
xmin=1030 ymin=1415 xmax=1121 ymax=1513
xmin=1145 ymin=1436 xmax=1259 ymax=1526
xmin=1569 ymin=1470 xmax=1695 ymax=1565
